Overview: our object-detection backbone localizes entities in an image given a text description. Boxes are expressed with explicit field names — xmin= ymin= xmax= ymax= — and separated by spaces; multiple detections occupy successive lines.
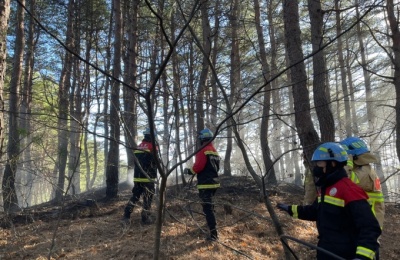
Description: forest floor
xmin=0 ymin=175 xmax=399 ymax=260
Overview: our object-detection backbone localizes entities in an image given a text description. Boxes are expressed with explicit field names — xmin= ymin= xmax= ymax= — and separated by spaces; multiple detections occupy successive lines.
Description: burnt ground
xmin=0 ymin=175 xmax=399 ymax=259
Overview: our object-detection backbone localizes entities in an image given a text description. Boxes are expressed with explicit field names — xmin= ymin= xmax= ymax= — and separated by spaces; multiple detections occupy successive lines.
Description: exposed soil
xmin=0 ymin=175 xmax=399 ymax=259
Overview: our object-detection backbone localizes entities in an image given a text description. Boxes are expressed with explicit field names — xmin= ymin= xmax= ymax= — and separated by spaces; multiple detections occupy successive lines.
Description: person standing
xmin=277 ymin=142 xmax=381 ymax=260
xmin=122 ymin=128 xmax=158 ymax=225
xmin=340 ymin=137 xmax=385 ymax=229
xmin=185 ymin=128 xmax=221 ymax=241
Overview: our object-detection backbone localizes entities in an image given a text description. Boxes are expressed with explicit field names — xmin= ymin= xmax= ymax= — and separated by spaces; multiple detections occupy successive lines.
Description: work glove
xmin=276 ymin=203 xmax=290 ymax=214
xmin=184 ymin=168 xmax=193 ymax=175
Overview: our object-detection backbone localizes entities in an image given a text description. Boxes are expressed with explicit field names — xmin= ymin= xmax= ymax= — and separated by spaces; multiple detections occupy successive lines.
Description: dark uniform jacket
xmin=288 ymin=168 xmax=381 ymax=260
xmin=190 ymin=143 xmax=221 ymax=189
xmin=133 ymin=140 xmax=157 ymax=182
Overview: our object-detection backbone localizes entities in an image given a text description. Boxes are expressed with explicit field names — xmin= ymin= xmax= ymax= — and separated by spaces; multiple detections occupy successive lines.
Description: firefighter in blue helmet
xmin=122 ymin=128 xmax=158 ymax=225
xmin=277 ymin=142 xmax=381 ymax=260
xmin=185 ymin=128 xmax=221 ymax=241
xmin=340 ymin=137 xmax=385 ymax=229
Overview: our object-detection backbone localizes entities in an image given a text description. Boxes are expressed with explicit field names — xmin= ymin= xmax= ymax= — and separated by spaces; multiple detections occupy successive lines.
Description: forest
xmin=1 ymin=0 xmax=400 ymax=258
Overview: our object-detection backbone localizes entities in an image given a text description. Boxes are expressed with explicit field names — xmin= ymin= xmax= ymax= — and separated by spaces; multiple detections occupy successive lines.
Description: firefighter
xmin=277 ymin=142 xmax=381 ymax=260
xmin=340 ymin=137 xmax=385 ymax=229
xmin=122 ymin=128 xmax=158 ymax=225
xmin=185 ymin=128 xmax=221 ymax=241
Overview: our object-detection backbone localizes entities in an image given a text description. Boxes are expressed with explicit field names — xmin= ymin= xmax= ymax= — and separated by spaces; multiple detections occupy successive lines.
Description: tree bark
xmin=283 ymin=0 xmax=320 ymax=164
xmin=20 ymin=0 xmax=36 ymax=206
xmin=3 ymin=0 xmax=25 ymax=212
xmin=196 ymin=0 xmax=211 ymax=133
xmin=0 ymin=0 xmax=10 ymax=161
xmin=308 ymin=0 xmax=335 ymax=142
xmin=106 ymin=0 xmax=122 ymax=199
xmin=335 ymin=0 xmax=352 ymax=135
xmin=386 ymin=0 xmax=400 ymax=165
xmin=54 ymin=0 xmax=75 ymax=202
xmin=225 ymin=0 xmax=241 ymax=176
xmin=255 ymin=0 xmax=276 ymax=184
xmin=123 ymin=0 xmax=139 ymax=182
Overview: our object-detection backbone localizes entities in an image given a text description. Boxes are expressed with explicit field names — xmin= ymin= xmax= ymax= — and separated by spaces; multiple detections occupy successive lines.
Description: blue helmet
xmin=311 ymin=142 xmax=348 ymax=162
xmin=198 ymin=128 xmax=213 ymax=140
xmin=340 ymin=137 xmax=369 ymax=156
xmin=143 ymin=127 xmax=156 ymax=137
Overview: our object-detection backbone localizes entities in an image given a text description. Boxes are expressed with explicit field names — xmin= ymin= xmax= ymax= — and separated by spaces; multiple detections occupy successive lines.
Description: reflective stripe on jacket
xmin=191 ymin=143 xmax=221 ymax=190
xmin=289 ymin=169 xmax=381 ymax=260
xmin=133 ymin=140 xmax=158 ymax=182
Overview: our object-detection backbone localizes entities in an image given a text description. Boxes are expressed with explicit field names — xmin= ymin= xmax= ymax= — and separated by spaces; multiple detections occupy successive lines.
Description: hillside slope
xmin=0 ymin=175 xmax=399 ymax=259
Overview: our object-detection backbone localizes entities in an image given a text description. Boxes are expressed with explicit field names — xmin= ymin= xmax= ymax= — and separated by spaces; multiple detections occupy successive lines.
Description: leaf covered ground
xmin=0 ymin=175 xmax=399 ymax=259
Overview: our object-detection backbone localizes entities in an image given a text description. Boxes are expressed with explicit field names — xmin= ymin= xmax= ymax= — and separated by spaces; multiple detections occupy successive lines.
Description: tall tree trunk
xmin=0 ymin=0 xmax=10 ymax=161
xmin=267 ymin=1 xmax=285 ymax=179
xmin=344 ymin=36 xmax=359 ymax=136
xmin=255 ymin=0 xmax=276 ymax=184
xmin=106 ymin=0 xmax=122 ymax=199
xmin=196 ymin=0 xmax=211 ymax=133
xmin=335 ymin=0 xmax=352 ymax=136
xmin=283 ymin=0 xmax=320 ymax=164
xmin=209 ymin=0 xmax=220 ymax=131
xmin=68 ymin=15 xmax=82 ymax=195
xmin=84 ymin=39 xmax=91 ymax=190
xmin=20 ymin=0 xmax=36 ymax=206
xmin=225 ymin=0 xmax=240 ymax=177
xmin=308 ymin=0 xmax=335 ymax=142
xmin=102 ymin=1 xmax=114 ymax=186
xmin=3 ymin=0 xmax=24 ymax=212
xmin=386 ymin=0 xmax=400 ymax=165
xmin=356 ymin=0 xmax=374 ymax=134
xmin=54 ymin=0 xmax=75 ymax=202
xmin=186 ymin=43 xmax=195 ymax=162
xmin=122 ymin=0 xmax=139 ymax=183
xmin=170 ymin=4 xmax=185 ymax=187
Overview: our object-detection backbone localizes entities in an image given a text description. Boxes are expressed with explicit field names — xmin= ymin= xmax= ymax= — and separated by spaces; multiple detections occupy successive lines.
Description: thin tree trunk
xmin=209 ymin=0 xmax=220 ymax=131
xmin=84 ymin=40 xmax=91 ymax=190
xmin=68 ymin=19 xmax=82 ymax=195
xmin=0 ymin=0 xmax=10 ymax=161
xmin=225 ymin=0 xmax=240 ymax=177
xmin=54 ymin=0 xmax=74 ymax=202
xmin=335 ymin=0 xmax=352 ymax=136
xmin=344 ymin=36 xmax=359 ymax=136
xmin=20 ymin=0 xmax=36 ymax=206
xmin=196 ymin=0 xmax=211 ymax=132
xmin=106 ymin=0 xmax=122 ymax=199
xmin=102 ymin=0 xmax=114 ymax=187
xmin=356 ymin=0 xmax=374 ymax=133
xmin=3 ymin=0 xmax=25 ymax=212
xmin=255 ymin=0 xmax=276 ymax=184
xmin=268 ymin=1 xmax=285 ymax=179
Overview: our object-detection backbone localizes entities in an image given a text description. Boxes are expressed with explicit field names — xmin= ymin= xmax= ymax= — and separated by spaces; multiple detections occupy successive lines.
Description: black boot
xmin=206 ymin=229 xmax=218 ymax=241
xmin=124 ymin=203 xmax=134 ymax=219
xmin=141 ymin=210 xmax=154 ymax=225
xmin=121 ymin=203 xmax=133 ymax=226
